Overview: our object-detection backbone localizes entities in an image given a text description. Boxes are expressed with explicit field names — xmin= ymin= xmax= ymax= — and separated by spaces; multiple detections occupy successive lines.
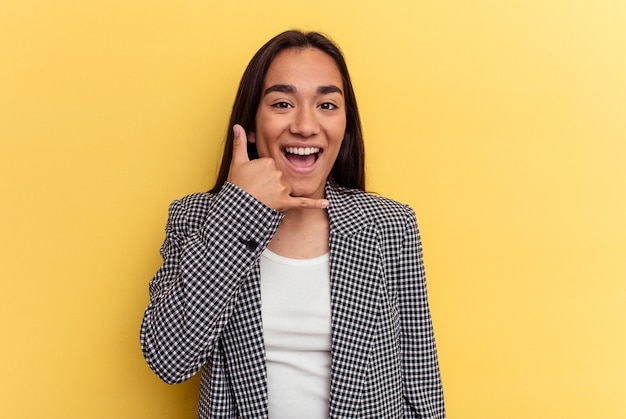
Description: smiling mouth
xmin=283 ymin=146 xmax=321 ymax=168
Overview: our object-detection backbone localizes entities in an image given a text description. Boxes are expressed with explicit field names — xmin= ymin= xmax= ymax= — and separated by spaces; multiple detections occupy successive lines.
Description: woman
xmin=141 ymin=30 xmax=445 ymax=418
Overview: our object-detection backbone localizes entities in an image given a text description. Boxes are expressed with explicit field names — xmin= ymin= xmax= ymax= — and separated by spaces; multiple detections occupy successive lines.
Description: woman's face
xmin=250 ymin=47 xmax=347 ymax=200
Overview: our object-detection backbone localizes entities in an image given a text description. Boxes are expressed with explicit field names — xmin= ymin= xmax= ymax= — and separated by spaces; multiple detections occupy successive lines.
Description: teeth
xmin=285 ymin=146 xmax=320 ymax=156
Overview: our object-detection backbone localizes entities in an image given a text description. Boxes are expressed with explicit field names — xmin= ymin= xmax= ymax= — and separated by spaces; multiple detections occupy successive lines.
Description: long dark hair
xmin=209 ymin=30 xmax=365 ymax=193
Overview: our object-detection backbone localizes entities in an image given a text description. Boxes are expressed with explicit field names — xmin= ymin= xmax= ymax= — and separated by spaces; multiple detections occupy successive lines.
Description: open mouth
xmin=282 ymin=146 xmax=322 ymax=169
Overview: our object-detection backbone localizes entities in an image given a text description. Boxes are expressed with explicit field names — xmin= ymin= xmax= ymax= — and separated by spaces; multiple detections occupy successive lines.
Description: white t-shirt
xmin=259 ymin=248 xmax=332 ymax=419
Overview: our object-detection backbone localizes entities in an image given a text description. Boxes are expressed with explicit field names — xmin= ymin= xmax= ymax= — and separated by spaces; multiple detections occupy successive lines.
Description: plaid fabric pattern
xmin=141 ymin=182 xmax=445 ymax=418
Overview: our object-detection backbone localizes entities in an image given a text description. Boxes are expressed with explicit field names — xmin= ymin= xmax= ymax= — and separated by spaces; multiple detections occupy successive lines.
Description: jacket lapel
xmin=221 ymin=263 xmax=268 ymax=418
xmin=326 ymin=184 xmax=382 ymax=416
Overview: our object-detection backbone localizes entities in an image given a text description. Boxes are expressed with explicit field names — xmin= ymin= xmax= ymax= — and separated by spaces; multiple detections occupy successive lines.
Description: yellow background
xmin=1 ymin=0 xmax=624 ymax=417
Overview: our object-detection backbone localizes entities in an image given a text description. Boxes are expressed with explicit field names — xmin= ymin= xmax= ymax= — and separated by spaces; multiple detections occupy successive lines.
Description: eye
xmin=271 ymin=101 xmax=292 ymax=109
xmin=320 ymin=102 xmax=338 ymax=110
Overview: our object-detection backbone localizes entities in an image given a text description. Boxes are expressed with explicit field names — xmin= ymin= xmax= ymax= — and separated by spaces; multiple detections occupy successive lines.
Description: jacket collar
xmin=325 ymin=182 xmax=370 ymax=238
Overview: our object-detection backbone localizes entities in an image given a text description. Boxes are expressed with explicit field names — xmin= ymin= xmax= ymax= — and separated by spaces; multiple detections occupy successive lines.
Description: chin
xmin=290 ymin=183 xmax=325 ymax=199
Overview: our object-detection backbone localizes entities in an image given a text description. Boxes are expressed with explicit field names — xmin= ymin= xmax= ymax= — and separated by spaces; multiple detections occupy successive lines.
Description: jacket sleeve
xmin=395 ymin=205 xmax=446 ymax=418
xmin=140 ymin=183 xmax=283 ymax=384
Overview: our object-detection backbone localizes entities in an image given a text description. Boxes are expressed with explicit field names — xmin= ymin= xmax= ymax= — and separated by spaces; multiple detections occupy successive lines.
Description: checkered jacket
xmin=141 ymin=182 xmax=445 ymax=418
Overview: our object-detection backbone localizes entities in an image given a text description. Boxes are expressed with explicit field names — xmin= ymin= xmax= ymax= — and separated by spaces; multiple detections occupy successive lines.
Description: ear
xmin=248 ymin=131 xmax=256 ymax=143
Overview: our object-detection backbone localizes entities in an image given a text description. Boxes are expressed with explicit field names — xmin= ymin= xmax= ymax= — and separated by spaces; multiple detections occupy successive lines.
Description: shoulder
xmin=167 ymin=182 xmax=279 ymax=229
xmin=163 ymin=192 xmax=215 ymax=233
xmin=174 ymin=191 xmax=215 ymax=210
xmin=328 ymin=184 xmax=416 ymax=227
xmin=170 ymin=191 xmax=215 ymax=215
xmin=170 ymin=182 xmax=251 ymax=215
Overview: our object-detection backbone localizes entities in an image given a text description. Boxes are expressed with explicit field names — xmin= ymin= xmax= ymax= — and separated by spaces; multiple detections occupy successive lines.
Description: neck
xmin=267 ymin=208 xmax=330 ymax=259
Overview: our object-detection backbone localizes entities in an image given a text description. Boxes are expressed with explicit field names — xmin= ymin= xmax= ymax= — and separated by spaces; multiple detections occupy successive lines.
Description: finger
xmin=231 ymin=124 xmax=250 ymax=164
xmin=283 ymin=197 xmax=330 ymax=211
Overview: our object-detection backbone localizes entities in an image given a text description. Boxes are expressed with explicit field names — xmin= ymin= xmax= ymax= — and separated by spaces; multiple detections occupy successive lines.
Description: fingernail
xmin=233 ymin=125 xmax=239 ymax=138
xmin=321 ymin=199 xmax=330 ymax=209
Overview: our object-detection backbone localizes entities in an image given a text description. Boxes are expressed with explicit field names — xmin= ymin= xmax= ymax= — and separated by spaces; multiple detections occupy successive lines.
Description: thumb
xmin=231 ymin=124 xmax=250 ymax=164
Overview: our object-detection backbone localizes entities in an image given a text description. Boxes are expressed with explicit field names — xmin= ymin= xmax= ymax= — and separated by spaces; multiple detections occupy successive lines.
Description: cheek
xmin=255 ymin=140 xmax=271 ymax=158
xmin=333 ymin=121 xmax=347 ymax=146
xmin=255 ymin=115 xmax=283 ymax=143
xmin=335 ymin=114 xmax=347 ymax=136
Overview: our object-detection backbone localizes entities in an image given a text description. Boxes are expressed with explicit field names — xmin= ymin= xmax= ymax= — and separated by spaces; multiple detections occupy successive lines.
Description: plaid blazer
xmin=141 ymin=182 xmax=445 ymax=418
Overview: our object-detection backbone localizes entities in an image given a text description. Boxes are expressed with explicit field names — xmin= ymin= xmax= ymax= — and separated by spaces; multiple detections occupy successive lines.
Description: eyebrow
xmin=263 ymin=84 xmax=344 ymax=96
xmin=318 ymin=85 xmax=343 ymax=96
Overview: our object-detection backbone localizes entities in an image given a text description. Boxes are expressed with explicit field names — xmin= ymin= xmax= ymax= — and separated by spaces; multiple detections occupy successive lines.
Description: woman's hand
xmin=227 ymin=124 xmax=329 ymax=212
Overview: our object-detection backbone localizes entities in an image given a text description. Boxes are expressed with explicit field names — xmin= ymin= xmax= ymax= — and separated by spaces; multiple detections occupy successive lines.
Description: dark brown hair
xmin=209 ymin=30 xmax=365 ymax=193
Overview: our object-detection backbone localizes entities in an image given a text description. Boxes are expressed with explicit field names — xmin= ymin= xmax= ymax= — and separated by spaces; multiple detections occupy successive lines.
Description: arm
xmin=394 ymin=206 xmax=446 ymax=418
xmin=140 ymin=182 xmax=283 ymax=384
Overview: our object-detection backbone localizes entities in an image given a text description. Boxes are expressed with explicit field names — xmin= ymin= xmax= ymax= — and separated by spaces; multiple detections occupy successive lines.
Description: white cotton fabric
xmin=260 ymin=248 xmax=332 ymax=419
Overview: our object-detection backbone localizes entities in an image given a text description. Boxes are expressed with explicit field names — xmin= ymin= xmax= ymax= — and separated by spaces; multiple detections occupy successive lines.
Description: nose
xmin=290 ymin=106 xmax=320 ymax=137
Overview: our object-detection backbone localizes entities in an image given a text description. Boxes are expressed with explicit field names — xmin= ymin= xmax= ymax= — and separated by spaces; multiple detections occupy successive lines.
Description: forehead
xmin=263 ymin=47 xmax=343 ymax=88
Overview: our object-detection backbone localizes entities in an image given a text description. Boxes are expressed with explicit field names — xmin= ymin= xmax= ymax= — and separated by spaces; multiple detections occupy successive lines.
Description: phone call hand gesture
xmin=227 ymin=125 xmax=329 ymax=212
